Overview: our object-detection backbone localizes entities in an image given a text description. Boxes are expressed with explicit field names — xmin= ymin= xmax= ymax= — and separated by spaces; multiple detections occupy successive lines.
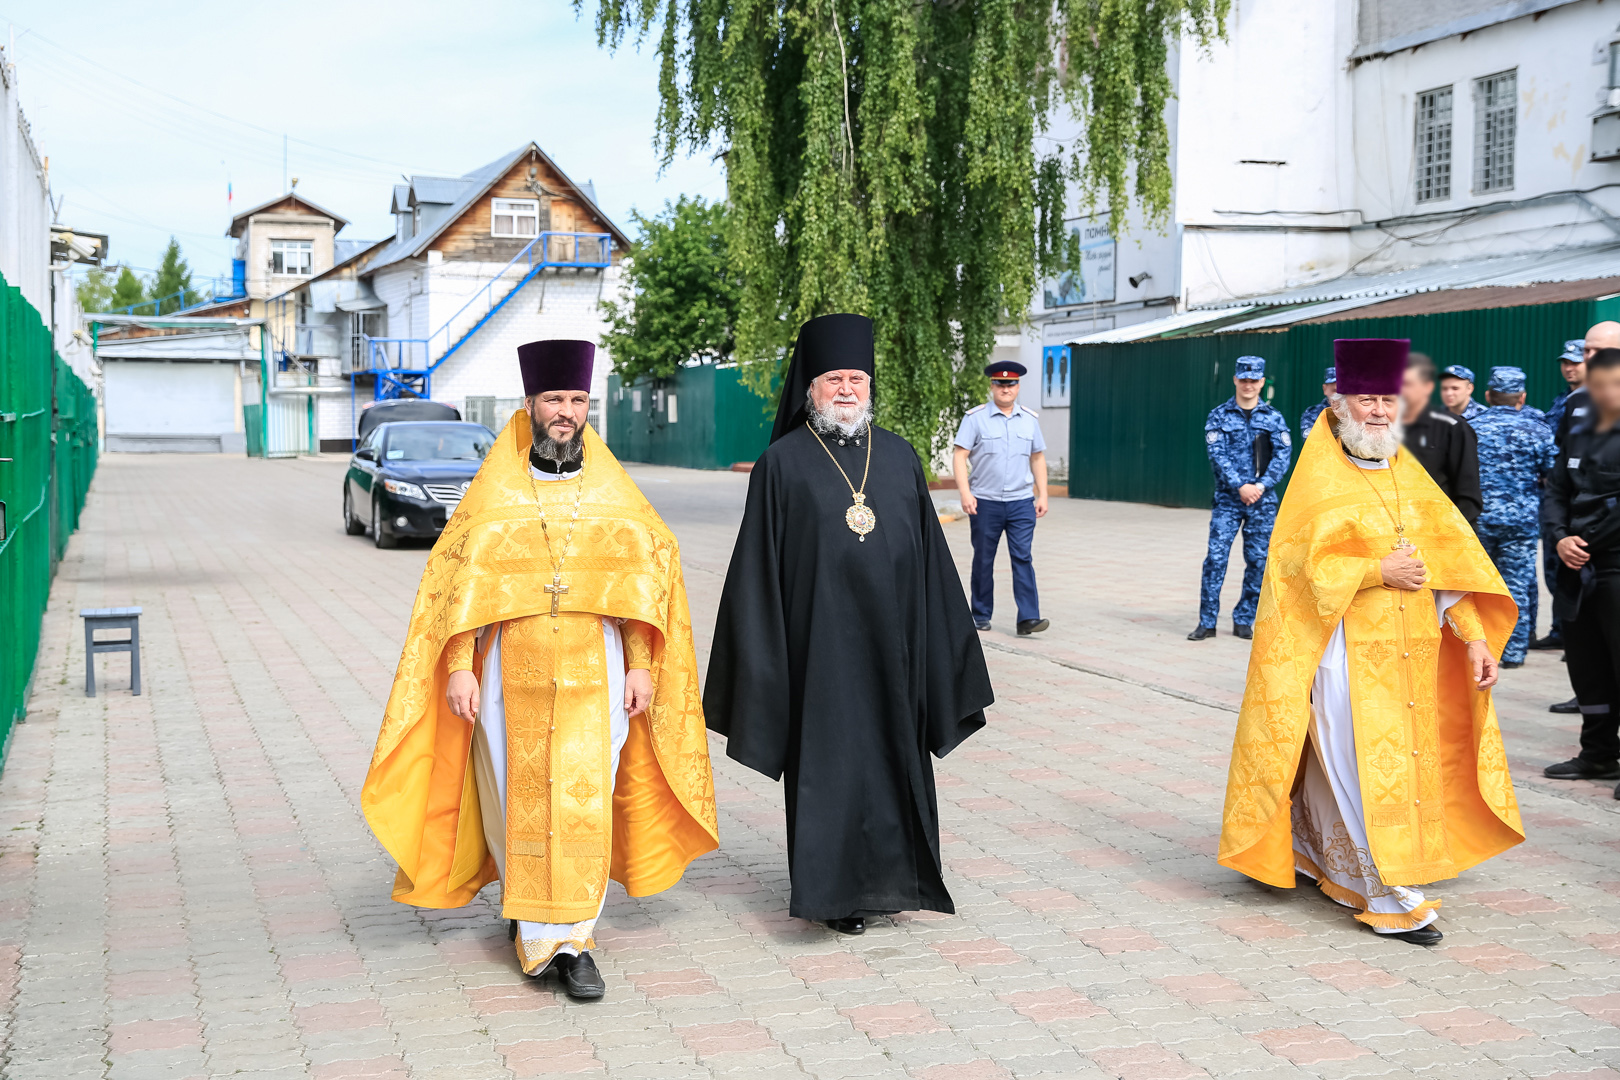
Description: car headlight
xmin=383 ymin=478 xmax=427 ymax=500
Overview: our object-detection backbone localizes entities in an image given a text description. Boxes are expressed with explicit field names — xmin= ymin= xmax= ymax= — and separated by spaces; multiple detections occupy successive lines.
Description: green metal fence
xmin=605 ymin=365 xmax=776 ymax=469
xmin=0 ymin=272 xmax=98 ymax=763
xmin=1070 ymin=296 xmax=1620 ymax=507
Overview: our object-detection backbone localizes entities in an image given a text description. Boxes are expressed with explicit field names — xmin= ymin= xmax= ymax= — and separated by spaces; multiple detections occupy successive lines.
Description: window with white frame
xmin=271 ymin=239 xmax=313 ymax=276
xmin=1473 ymin=70 xmax=1516 ymax=194
xmin=492 ymin=199 xmax=540 ymax=238
xmin=1414 ymin=85 xmax=1452 ymax=203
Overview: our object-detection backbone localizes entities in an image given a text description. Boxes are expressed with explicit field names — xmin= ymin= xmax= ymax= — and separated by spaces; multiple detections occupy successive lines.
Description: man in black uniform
xmin=1400 ymin=351 xmax=1482 ymax=526
xmin=1542 ymin=346 xmax=1620 ymax=795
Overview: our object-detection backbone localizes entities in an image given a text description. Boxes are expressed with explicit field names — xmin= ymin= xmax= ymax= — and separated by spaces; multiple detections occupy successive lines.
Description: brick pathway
xmin=2 ymin=453 xmax=1618 ymax=1080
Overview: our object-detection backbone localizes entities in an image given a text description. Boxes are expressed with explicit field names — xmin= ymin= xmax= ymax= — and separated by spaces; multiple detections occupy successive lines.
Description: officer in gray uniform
xmin=953 ymin=360 xmax=1050 ymax=636
xmin=1471 ymin=366 xmax=1557 ymax=667
xmin=1189 ymin=355 xmax=1291 ymax=641
xmin=1298 ymin=365 xmax=1336 ymax=441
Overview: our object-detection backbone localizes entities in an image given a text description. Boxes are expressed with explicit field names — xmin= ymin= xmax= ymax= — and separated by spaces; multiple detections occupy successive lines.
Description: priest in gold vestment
xmin=1219 ymin=338 xmax=1523 ymax=946
xmin=361 ymin=340 xmax=718 ymax=999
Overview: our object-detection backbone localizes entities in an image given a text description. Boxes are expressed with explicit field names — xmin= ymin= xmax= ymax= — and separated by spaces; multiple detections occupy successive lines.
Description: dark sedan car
xmin=343 ymin=421 xmax=495 ymax=547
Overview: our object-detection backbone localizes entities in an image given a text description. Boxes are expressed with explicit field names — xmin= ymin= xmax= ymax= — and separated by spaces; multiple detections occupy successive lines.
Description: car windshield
xmin=384 ymin=425 xmax=493 ymax=462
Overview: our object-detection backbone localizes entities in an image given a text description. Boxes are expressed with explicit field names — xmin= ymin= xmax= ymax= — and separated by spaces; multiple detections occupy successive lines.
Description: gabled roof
xmin=363 ymin=143 xmax=632 ymax=276
xmin=228 ymin=192 xmax=349 ymax=237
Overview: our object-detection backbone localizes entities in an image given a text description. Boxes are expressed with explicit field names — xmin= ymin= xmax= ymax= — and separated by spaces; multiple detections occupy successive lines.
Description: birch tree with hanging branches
xmin=582 ymin=0 xmax=1227 ymax=460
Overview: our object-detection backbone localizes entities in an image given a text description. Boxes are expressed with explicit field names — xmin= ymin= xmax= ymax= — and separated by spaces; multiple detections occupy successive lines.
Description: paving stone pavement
xmin=2 ymin=452 xmax=1619 ymax=1080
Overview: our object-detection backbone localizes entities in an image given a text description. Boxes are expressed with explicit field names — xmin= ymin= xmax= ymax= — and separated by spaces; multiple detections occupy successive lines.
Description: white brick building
xmin=269 ymin=143 xmax=629 ymax=451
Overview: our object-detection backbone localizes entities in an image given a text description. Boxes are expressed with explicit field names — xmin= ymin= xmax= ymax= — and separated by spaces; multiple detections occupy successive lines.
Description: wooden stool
xmin=80 ymin=607 xmax=142 ymax=697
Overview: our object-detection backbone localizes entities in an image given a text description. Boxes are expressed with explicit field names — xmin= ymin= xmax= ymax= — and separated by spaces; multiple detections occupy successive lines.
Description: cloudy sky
xmin=12 ymin=0 xmax=725 ymax=288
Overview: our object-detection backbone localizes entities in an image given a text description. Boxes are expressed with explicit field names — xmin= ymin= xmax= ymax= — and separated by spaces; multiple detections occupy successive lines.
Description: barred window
xmin=1473 ymin=70 xmax=1516 ymax=194
xmin=1414 ymin=86 xmax=1452 ymax=203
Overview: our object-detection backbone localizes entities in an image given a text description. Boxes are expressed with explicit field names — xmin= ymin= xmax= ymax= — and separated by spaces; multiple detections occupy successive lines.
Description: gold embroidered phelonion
xmin=808 ymin=424 xmax=876 ymax=541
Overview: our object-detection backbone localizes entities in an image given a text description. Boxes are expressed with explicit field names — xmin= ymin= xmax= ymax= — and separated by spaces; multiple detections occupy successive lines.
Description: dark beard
xmin=530 ymin=416 xmax=584 ymax=471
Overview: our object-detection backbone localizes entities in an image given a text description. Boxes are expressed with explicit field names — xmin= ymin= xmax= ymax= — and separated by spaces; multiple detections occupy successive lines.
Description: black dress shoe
xmin=509 ymin=919 xmax=518 ymax=941
xmin=1017 ymin=619 xmax=1049 ymax=636
xmin=1500 ymin=659 xmax=1524 ymax=669
xmin=1529 ymin=633 xmax=1563 ymax=650
xmin=827 ymin=917 xmax=865 ymax=935
xmin=1187 ymin=626 xmax=1216 ymax=641
xmin=974 ymin=620 xmax=991 ymax=631
xmin=546 ymin=951 xmax=606 ymax=1000
xmin=1385 ymin=926 xmax=1443 ymax=946
xmin=1233 ymin=624 xmax=1253 ymax=640
xmin=1549 ymin=697 xmax=1580 ymax=714
xmin=1544 ymin=757 xmax=1620 ymax=780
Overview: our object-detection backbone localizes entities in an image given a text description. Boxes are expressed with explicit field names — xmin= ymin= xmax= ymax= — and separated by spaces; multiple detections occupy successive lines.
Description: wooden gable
xmin=429 ymin=147 xmax=623 ymax=265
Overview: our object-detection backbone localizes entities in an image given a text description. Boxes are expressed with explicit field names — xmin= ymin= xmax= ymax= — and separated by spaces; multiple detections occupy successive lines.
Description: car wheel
xmin=343 ymin=488 xmax=366 ymax=535
xmin=372 ymin=499 xmax=397 ymax=549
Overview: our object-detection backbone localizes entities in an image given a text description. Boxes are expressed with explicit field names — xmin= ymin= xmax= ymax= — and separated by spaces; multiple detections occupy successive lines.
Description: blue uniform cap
xmin=1441 ymin=364 xmax=1475 ymax=383
xmin=984 ymin=359 xmax=1027 ymax=379
xmin=1488 ymin=366 xmax=1526 ymax=394
xmin=1561 ymin=339 xmax=1586 ymax=364
xmin=1235 ymin=355 xmax=1266 ymax=380
xmin=1323 ymin=366 xmax=1336 ymax=384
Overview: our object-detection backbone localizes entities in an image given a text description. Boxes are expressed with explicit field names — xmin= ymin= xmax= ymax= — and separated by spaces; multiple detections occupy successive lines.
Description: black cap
xmin=985 ymin=360 xmax=1027 ymax=379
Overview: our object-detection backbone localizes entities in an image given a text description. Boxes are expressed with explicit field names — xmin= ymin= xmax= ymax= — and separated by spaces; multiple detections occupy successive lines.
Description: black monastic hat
xmin=769 ymin=314 xmax=875 ymax=443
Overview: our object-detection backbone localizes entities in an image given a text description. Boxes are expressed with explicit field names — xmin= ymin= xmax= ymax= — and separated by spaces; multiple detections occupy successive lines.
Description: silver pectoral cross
xmin=544 ymin=575 xmax=569 ymax=616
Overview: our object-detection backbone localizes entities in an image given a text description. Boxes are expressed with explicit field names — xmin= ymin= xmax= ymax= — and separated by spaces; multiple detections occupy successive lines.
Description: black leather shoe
xmin=1187 ymin=626 xmax=1216 ymax=641
xmin=1529 ymin=633 xmax=1563 ymax=650
xmin=1550 ymin=697 xmax=1580 ymax=713
xmin=546 ymin=951 xmax=606 ymax=1000
xmin=1385 ymin=926 xmax=1443 ymax=946
xmin=508 ymin=919 xmax=518 ymax=941
xmin=1500 ymin=659 xmax=1524 ymax=669
xmin=1017 ymin=619 xmax=1049 ymax=636
xmin=827 ymin=917 xmax=865 ymax=935
xmin=1544 ymin=757 xmax=1620 ymax=780
xmin=1233 ymin=624 xmax=1253 ymax=640
xmin=974 ymin=620 xmax=991 ymax=631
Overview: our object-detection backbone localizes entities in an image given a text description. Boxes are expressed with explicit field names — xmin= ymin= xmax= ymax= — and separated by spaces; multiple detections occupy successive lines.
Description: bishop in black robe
xmin=704 ymin=313 xmax=995 ymax=927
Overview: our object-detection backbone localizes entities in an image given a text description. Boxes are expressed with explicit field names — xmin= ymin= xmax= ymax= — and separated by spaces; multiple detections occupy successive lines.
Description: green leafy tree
xmin=108 ymin=266 xmax=149 ymax=312
xmin=582 ymin=0 xmax=1227 ymax=459
xmin=150 ymin=238 xmax=202 ymax=314
xmin=601 ymin=196 xmax=740 ymax=384
xmin=74 ymin=266 xmax=120 ymax=313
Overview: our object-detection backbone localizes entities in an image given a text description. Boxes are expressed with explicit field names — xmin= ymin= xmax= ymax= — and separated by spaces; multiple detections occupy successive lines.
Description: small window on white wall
xmin=1414 ymin=86 xmax=1452 ymax=203
xmin=1473 ymin=70 xmax=1517 ymax=194
xmin=492 ymin=199 xmax=539 ymax=238
xmin=271 ymin=239 xmax=312 ymax=276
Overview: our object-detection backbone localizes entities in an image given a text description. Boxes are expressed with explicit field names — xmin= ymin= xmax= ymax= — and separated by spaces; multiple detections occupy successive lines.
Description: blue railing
xmin=110 ymin=258 xmax=249 ymax=316
xmin=359 ymin=231 xmax=612 ymax=400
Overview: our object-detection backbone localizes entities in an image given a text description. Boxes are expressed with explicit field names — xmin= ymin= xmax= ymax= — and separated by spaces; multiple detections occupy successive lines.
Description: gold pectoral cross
xmin=544 ymin=575 xmax=569 ymax=616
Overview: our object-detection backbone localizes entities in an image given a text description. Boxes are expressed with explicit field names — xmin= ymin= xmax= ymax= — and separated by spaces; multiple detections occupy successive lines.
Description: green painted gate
xmin=0 ymin=272 xmax=99 ymax=764
xmin=1069 ymin=296 xmax=1620 ymax=507
xmin=605 ymin=364 xmax=776 ymax=469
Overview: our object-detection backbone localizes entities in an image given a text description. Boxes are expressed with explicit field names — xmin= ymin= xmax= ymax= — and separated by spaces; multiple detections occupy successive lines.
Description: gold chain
xmin=807 ymin=424 xmax=872 ymax=500
xmin=527 ymin=456 xmax=588 ymax=576
xmin=1355 ymin=459 xmax=1408 ymax=547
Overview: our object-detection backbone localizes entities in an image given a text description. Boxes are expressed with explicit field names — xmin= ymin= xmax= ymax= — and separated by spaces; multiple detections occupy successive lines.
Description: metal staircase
xmin=364 ymin=232 xmax=611 ymax=400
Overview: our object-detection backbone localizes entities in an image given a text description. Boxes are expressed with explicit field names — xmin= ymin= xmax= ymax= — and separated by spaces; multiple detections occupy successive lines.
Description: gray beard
xmin=806 ymin=392 xmax=872 ymax=439
xmin=531 ymin=416 xmax=584 ymax=468
xmin=1333 ymin=404 xmax=1403 ymax=460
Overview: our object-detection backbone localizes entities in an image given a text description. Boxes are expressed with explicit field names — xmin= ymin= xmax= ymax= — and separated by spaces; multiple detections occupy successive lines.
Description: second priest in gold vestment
xmin=1219 ymin=337 xmax=1523 ymax=945
xmin=361 ymin=340 xmax=718 ymax=999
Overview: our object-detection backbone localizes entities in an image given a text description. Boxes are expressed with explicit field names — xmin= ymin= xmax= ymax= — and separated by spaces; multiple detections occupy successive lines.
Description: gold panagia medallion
xmin=845 ymin=492 xmax=877 ymax=541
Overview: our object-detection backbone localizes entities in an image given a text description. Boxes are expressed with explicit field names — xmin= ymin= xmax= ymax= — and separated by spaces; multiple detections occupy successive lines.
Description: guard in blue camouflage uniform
xmin=1298 ymin=365 xmax=1336 ymax=441
xmin=1189 ymin=356 xmax=1291 ymax=641
xmin=1440 ymin=364 xmax=1485 ymax=421
xmin=1545 ymin=338 xmax=1586 ymax=437
xmin=1472 ymin=366 xmax=1557 ymax=666
xmin=1535 ymin=339 xmax=1587 ymax=652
